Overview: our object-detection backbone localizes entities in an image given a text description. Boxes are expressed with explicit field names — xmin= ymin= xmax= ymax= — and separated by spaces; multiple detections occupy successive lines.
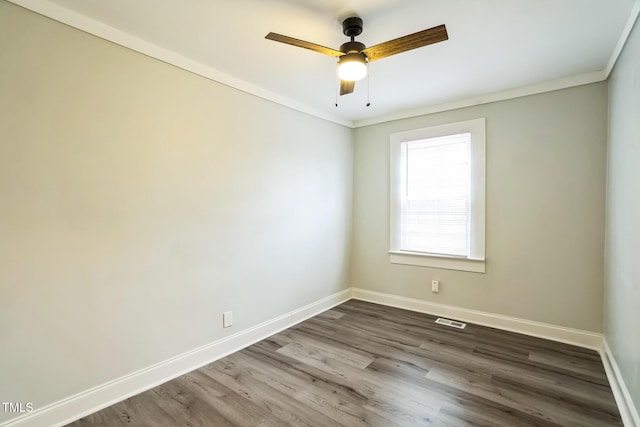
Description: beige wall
xmin=605 ymin=12 xmax=640 ymax=414
xmin=0 ymin=2 xmax=352 ymax=422
xmin=352 ymin=83 xmax=608 ymax=332
xmin=0 ymin=0 xmax=625 ymax=423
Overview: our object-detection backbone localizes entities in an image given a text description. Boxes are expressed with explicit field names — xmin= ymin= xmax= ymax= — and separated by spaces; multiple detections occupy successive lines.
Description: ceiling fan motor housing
xmin=340 ymin=41 xmax=366 ymax=54
xmin=342 ymin=17 xmax=363 ymax=38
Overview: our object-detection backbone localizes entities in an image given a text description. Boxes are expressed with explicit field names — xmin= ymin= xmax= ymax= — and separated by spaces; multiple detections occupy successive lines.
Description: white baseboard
xmin=351 ymin=288 xmax=603 ymax=350
xmin=3 ymin=287 xmax=619 ymax=427
xmin=1 ymin=288 xmax=352 ymax=427
xmin=601 ymin=338 xmax=640 ymax=427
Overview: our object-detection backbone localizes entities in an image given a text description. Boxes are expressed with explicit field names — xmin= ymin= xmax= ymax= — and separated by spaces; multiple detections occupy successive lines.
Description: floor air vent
xmin=435 ymin=317 xmax=466 ymax=329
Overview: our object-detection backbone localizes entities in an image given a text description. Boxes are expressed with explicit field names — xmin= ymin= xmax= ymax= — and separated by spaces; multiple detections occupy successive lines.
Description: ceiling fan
xmin=265 ymin=17 xmax=448 ymax=96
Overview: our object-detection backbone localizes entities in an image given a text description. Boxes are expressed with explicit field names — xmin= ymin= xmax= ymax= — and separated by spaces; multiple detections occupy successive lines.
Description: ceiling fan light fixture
xmin=266 ymin=18 xmax=448 ymax=96
xmin=337 ymin=53 xmax=367 ymax=81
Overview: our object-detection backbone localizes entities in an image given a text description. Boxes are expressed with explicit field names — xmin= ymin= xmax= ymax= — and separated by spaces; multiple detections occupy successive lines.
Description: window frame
xmin=389 ymin=118 xmax=486 ymax=273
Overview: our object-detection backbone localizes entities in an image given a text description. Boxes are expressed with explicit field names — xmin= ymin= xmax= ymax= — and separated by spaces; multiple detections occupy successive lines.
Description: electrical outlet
xmin=223 ymin=311 xmax=233 ymax=328
xmin=431 ymin=280 xmax=439 ymax=293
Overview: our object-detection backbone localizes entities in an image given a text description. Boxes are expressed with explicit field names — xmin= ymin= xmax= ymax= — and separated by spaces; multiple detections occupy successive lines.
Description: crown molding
xmin=7 ymin=0 xmax=638 ymax=130
xmin=605 ymin=0 xmax=640 ymax=77
xmin=352 ymin=70 xmax=607 ymax=128
xmin=5 ymin=0 xmax=354 ymax=128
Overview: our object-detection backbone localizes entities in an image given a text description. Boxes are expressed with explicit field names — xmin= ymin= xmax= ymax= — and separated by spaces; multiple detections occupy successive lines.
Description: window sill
xmin=389 ymin=251 xmax=486 ymax=273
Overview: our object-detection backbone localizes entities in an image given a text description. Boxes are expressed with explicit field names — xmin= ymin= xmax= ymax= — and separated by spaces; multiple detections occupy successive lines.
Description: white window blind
xmin=400 ymin=133 xmax=471 ymax=256
xmin=390 ymin=118 xmax=485 ymax=272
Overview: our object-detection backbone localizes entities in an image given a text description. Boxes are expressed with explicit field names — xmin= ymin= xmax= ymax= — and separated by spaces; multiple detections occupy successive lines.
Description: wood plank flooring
xmin=68 ymin=300 xmax=622 ymax=426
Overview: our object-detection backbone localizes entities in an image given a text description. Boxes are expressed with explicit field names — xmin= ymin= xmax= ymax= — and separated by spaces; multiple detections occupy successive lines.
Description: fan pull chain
xmin=366 ymin=65 xmax=371 ymax=107
xmin=335 ymin=65 xmax=339 ymax=107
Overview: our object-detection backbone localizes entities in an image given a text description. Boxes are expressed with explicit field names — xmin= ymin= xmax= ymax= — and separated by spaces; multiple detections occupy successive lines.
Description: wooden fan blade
xmin=340 ymin=80 xmax=355 ymax=96
xmin=362 ymin=24 xmax=448 ymax=62
xmin=265 ymin=32 xmax=344 ymax=57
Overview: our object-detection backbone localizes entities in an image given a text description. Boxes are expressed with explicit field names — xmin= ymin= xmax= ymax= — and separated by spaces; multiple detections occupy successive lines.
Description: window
xmin=390 ymin=118 xmax=486 ymax=272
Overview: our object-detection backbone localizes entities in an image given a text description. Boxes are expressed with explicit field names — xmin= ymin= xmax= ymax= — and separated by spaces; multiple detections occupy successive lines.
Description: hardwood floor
xmin=68 ymin=300 xmax=622 ymax=426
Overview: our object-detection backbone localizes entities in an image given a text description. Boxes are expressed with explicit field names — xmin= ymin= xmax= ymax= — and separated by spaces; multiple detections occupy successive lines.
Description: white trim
xmin=5 ymin=0 xmax=352 ymax=128
xmin=4 ymin=0 xmax=621 ymax=130
xmin=389 ymin=251 xmax=486 ymax=273
xmin=601 ymin=338 xmax=640 ymax=427
xmin=2 ymin=288 xmax=629 ymax=426
xmin=389 ymin=118 xmax=486 ymax=271
xmin=605 ymin=0 xmax=640 ymax=77
xmin=0 ymin=289 xmax=352 ymax=427
xmin=353 ymin=70 xmax=607 ymax=128
xmin=351 ymin=288 xmax=603 ymax=350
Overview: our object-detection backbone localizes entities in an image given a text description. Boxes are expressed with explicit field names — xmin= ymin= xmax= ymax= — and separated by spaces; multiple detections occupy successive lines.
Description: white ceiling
xmin=10 ymin=0 xmax=639 ymax=126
